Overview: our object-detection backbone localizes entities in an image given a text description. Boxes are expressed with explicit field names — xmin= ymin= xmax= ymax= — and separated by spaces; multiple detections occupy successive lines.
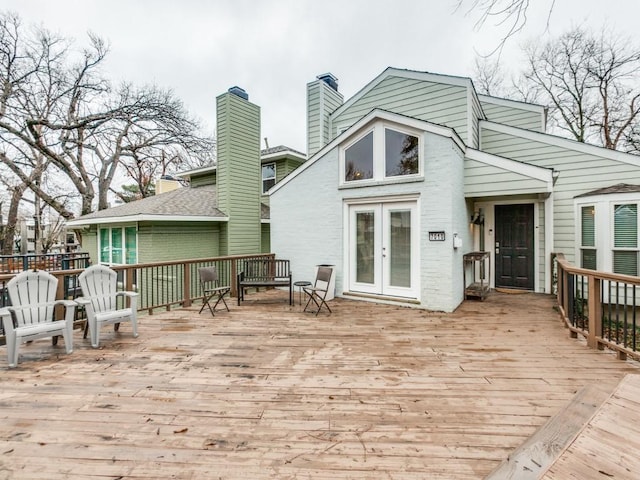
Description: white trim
xmin=260 ymin=150 xmax=305 ymax=162
xmin=175 ymin=165 xmax=216 ymax=179
xmin=339 ymin=121 xmax=424 ymax=187
xmin=465 ymin=148 xmax=554 ymax=188
xmin=544 ymin=193 xmax=554 ymax=293
xmin=67 ymin=215 xmax=229 ymax=227
xmin=270 ymin=109 xmax=465 ymax=196
xmin=474 ymin=199 xmax=542 ymax=292
xmin=481 ymin=120 xmax=640 ymax=167
xmin=343 ymin=198 xmax=420 ymax=300
xmin=262 ymin=161 xmax=276 ymax=194
xmin=575 ymin=193 xmax=640 ymax=275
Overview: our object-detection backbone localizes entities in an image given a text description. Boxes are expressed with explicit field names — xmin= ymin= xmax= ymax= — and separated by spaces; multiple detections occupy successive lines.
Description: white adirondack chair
xmin=77 ymin=264 xmax=138 ymax=348
xmin=0 ymin=270 xmax=75 ymax=368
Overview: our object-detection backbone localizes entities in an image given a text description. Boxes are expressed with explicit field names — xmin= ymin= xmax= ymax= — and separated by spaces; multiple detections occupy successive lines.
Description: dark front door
xmin=495 ymin=204 xmax=534 ymax=290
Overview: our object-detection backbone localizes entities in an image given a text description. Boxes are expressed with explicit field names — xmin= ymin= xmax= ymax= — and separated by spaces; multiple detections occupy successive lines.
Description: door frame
xmin=473 ymin=199 xmax=540 ymax=292
xmin=343 ymin=195 xmax=420 ymax=300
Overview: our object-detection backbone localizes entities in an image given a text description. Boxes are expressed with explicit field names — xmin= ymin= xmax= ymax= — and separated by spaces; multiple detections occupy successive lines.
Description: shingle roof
xmin=70 ymin=185 xmax=225 ymax=223
xmin=261 ymin=145 xmax=305 ymax=157
xmin=575 ymin=183 xmax=640 ymax=198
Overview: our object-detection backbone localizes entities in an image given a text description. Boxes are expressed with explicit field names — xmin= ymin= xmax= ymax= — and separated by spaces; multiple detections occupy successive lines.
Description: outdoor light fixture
xmin=471 ymin=212 xmax=484 ymax=225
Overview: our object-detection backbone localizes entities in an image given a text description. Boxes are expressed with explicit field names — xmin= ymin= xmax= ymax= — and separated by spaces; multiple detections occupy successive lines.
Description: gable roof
xmin=480 ymin=120 xmax=640 ymax=167
xmin=575 ymin=183 xmax=640 ymax=198
xmin=67 ymin=185 xmax=227 ymax=227
xmin=332 ymin=67 xmax=477 ymax=120
xmin=261 ymin=145 xmax=305 ymax=158
xmin=270 ymin=108 xmax=466 ymax=195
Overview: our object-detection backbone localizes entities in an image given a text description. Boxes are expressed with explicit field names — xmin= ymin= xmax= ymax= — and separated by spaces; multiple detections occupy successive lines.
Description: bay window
xmin=613 ymin=203 xmax=638 ymax=276
xmin=580 ymin=206 xmax=596 ymax=270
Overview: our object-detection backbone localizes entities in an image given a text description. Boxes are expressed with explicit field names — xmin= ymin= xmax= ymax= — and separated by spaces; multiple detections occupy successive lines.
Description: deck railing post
xmin=183 ymin=262 xmax=192 ymax=307
xmin=230 ymin=259 xmax=238 ymax=298
xmin=587 ymin=276 xmax=602 ymax=349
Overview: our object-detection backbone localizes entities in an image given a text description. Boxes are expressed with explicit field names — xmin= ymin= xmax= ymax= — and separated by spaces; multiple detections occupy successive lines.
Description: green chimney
xmin=216 ymin=87 xmax=261 ymax=255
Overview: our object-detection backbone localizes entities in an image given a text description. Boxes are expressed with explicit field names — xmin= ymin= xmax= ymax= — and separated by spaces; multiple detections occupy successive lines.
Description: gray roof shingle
xmin=73 ymin=185 xmax=225 ymax=222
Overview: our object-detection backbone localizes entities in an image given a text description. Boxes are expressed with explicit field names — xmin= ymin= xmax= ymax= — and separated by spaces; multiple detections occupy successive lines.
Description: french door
xmin=349 ymin=201 xmax=418 ymax=298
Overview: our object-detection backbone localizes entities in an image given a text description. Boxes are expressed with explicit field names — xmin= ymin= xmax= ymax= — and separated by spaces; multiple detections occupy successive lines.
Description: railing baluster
xmin=554 ymin=252 xmax=640 ymax=360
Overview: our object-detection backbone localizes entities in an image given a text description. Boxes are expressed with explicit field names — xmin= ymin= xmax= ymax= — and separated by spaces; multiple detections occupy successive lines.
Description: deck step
xmin=484 ymin=384 xmax=611 ymax=480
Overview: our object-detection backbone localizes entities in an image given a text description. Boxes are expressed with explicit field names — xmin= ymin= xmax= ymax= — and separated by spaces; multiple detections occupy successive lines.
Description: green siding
xmin=331 ymin=76 xmax=469 ymax=143
xmin=480 ymin=100 xmax=544 ymax=132
xmin=307 ymin=79 xmax=344 ymax=157
xmin=261 ymin=223 xmax=270 ymax=253
xmin=481 ymin=124 xmax=640 ymax=263
xmin=137 ymin=222 xmax=220 ymax=263
xmin=80 ymin=226 xmax=98 ymax=264
xmin=464 ymin=159 xmax=549 ymax=196
xmin=216 ymin=92 xmax=262 ymax=255
xmin=470 ymin=92 xmax=483 ymax=148
xmin=190 ymin=171 xmax=216 ymax=187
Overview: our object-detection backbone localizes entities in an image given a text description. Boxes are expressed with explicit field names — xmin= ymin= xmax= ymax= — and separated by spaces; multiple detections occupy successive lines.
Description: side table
xmin=293 ymin=280 xmax=312 ymax=306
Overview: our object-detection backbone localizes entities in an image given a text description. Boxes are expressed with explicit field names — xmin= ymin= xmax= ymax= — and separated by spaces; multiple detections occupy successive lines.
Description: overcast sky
xmin=3 ymin=0 xmax=637 ymax=154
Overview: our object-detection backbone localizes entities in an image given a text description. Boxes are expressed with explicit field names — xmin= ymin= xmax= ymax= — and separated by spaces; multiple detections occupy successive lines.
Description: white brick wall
xmin=271 ymin=127 xmax=470 ymax=312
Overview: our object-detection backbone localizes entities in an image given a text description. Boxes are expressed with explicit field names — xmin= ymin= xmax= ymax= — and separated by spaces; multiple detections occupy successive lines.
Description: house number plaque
xmin=429 ymin=231 xmax=446 ymax=241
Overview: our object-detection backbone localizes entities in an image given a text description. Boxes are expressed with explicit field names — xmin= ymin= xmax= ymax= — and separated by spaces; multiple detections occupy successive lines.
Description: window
xmin=262 ymin=163 xmax=276 ymax=193
xmin=580 ymin=206 xmax=596 ymax=270
xmin=345 ymin=131 xmax=374 ymax=181
xmin=613 ymin=203 xmax=638 ymax=276
xmin=385 ymin=129 xmax=419 ymax=177
xmin=100 ymin=226 xmax=137 ymax=265
xmin=342 ymin=124 xmax=421 ymax=184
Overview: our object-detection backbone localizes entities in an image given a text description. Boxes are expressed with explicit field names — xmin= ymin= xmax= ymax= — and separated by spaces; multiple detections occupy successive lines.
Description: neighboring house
xmin=67 ymin=87 xmax=305 ymax=265
xmin=269 ymin=68 xmax=640 ymax=312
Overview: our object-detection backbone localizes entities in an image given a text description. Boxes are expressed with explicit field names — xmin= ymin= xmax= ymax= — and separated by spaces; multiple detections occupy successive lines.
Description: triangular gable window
xmin=341 ymin=122 xmax=422 ymax=185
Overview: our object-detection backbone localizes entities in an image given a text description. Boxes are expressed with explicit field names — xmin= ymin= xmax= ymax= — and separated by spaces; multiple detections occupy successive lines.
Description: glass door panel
xmin=388 ymin=209 xmax=411 ymax=288
xmin=349 ymin=201 xmax=418 ymax=298
xmin=356 ymin=211 xmax=375 ymax=284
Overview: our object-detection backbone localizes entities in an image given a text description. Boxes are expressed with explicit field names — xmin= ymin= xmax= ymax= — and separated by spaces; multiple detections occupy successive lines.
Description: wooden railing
xmin=0 ymin=253 xmax=275 ymax=314
xmin=555 ymin=253 xmax=640 ymax=361
xmin=0 ymin=252 xmax=90 ymax=273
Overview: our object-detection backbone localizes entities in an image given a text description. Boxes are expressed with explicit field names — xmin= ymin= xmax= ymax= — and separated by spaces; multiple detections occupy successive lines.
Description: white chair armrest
xmin=116 ymin=291 xmax=138 ymax=298
xmin=54 ymin=299 xmax=77 ymax=308
xmin=0 ymin=307 xmax=10 ymax=319
xmin=75 ymin=297 xmax=91 ymax=306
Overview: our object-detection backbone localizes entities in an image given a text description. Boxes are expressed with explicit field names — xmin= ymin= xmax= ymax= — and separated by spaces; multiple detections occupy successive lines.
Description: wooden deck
xmin=0 ymin=290 xmax=638 ymax=479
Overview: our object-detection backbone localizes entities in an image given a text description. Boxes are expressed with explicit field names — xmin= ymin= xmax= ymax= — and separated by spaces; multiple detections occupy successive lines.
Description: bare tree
xmin=456 ymin=0 xmax=556 ymax=55
xmin=0 ymin=12 xmax=215 ymax=249
xmin=519 ymin=26 xmax=640 ymax=149
xmin=473 ymin=57 xmax=505 ymax=96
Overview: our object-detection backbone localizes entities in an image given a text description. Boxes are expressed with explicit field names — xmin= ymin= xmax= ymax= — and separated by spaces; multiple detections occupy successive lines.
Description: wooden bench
xmin=237 ymin=258 xmax=293 ymax=305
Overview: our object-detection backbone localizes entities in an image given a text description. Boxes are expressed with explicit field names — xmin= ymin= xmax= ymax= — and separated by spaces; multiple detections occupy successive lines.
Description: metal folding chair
xmin=303 ymin=266 xmax=333 ymax=316
xmin=198 ymin=266 xmax=230 ymax=316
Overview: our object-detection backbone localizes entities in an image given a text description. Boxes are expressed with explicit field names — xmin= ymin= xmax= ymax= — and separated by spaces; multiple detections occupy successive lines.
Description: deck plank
xmin=0 ymin=290 xmax=638 ymax=479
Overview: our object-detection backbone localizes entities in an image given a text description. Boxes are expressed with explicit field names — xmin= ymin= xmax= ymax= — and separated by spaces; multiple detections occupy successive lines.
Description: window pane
xmin=389 ymin=210 xmax=411 ymax=287
xmin=345 ymin=132 xmax=373 ymax=181
xmin=385 ymin=129 xmax=419 ymax=177
xmin=111 ymin=228 xmax=123 ymax=264
xmin=262 ymin=163 xmax=276 ymax=193
xmin=581 ymin=249 xmax=597 ymax=270
xmin=356 ymin=211 xmax=375 ymax=283
xmin=99 ymin=229 xmax=110 ymax=263
xmin=125 ymin=227 xmax=137 ymax=264
xmin=614 ymin=204 xmax=637 ymax=248
xmin=581 ymin=206 xmax=595 ymax=247
xmin=613 ymin=251 xmax=638 ymax=276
